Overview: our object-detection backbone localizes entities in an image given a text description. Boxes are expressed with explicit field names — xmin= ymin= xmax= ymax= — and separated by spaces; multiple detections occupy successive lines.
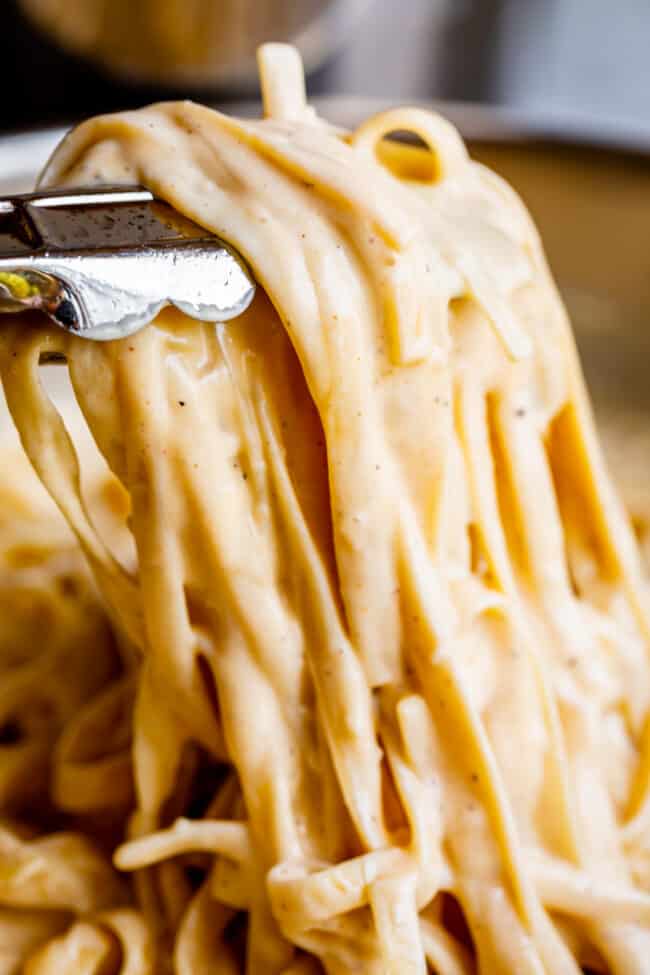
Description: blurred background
xmin=2 ymin=0 xmax=650 ymax=134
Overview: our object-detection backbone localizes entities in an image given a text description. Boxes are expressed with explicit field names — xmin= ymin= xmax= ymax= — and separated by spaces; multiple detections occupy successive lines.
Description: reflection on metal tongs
xmin=0 ymin=186 xmax=256 ymax=362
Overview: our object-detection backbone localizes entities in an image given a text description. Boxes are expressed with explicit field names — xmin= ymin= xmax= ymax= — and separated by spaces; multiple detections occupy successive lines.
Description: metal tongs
xmin=0 ymin=185 xmax=256 ymax=356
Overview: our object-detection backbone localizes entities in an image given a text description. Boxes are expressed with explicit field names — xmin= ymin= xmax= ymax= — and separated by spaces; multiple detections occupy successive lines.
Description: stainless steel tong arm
xmin=0 ymin=186 xmax=256 ymax=341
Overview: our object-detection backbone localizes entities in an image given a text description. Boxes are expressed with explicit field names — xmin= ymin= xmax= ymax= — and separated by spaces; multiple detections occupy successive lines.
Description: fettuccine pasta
xmin=1 ymin=43 xmax=649 ymax=974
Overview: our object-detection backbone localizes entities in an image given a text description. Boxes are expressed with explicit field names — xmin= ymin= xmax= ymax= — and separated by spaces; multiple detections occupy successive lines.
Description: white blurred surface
xmin=0 ymin=128 xmax=66 ymax=194
xmin=493 ymin=0 xmax=650 ymax=129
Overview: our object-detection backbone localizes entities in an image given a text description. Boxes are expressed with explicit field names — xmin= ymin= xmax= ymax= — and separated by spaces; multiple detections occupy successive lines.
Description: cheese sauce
xmin=0 ymin=44 xmax=649 ymax=975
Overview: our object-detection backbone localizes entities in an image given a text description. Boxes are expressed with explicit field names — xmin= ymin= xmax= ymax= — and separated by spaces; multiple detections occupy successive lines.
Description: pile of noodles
xmin=1 ymin=44 xmax=650 ymax=975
